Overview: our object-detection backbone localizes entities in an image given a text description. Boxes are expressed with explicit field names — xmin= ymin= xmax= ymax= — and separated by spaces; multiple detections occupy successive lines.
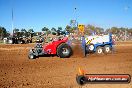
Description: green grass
xmin=0 ymin=40 xmax=4 ymax=44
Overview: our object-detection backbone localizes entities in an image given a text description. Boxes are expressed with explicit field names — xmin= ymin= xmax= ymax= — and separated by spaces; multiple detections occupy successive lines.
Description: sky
xmin=0 ymin=0 xmax=132 ymax=32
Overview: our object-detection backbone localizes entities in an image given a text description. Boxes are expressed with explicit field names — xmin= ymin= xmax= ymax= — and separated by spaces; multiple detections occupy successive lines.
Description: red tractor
xmin=28 ymin=37 xmax=72 ymax=59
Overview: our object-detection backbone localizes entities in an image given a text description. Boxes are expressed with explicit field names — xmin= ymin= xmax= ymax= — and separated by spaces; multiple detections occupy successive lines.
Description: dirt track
xmin=0 ymin=42 xmax=132 ymax=88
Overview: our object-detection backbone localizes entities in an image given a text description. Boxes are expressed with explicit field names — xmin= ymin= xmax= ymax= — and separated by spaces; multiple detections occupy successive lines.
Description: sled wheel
xmin=96 ymin=46 xmax=103 ymax=55
xmin=57 ymin=43 xmax=72 ymax=58
xmin=88 ymin=43 xmax=95 ymax=52
xmin=103 ymin=45 xmax=112 ymax=54
xmin=76 ymin=75 xmax=86 ymax=85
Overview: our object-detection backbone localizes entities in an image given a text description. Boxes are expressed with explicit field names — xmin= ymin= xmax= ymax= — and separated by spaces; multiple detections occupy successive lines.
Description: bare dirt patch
xmin=0 ymin=42 xmax=132 ymax=88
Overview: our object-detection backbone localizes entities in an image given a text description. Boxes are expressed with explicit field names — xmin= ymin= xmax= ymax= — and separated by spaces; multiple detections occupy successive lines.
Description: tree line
xmin=0 ymin=26 xmax=67 ymax=39
xmin=0 ymin=25 xmax=132 ymax=39
xmin=66 ymin=24 xmax=132 ymax=35
xmin=41 ymin=27 xmax=66 ymax=36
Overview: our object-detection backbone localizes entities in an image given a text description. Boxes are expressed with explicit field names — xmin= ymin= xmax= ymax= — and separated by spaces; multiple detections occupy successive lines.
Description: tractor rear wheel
xmin=57 ymin=43 xmax=72 ymax=58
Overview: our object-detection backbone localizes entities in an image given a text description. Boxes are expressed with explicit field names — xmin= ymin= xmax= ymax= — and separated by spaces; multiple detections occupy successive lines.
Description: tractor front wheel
xmin=57 ymin=43 xmax=72 ymax=58
xmin=28 ymin=53 xmax=35 ymax=59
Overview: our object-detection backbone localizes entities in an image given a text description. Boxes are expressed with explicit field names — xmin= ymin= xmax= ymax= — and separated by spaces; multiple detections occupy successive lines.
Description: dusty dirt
xmin=0 ymin=42 xmax=132 ymax=88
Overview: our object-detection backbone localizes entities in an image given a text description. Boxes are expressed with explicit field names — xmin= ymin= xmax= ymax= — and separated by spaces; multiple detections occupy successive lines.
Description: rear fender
xmin=56 ymin=42 xmax=65 ymax=50
xmin=56 ymin=42 xmax=72 ymax=54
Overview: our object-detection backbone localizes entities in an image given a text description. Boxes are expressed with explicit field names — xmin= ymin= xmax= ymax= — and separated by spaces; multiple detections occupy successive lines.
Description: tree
xmin=13 ymin=28 xmax=19 ymax=33
xmin=85 ymin=24 xmax=104 ymax=35
xmin=57 ymin=27 xmax=63 ymax=35
xmin=13 ymin=28 xmax=20 ymax=37
xmin=21 ymin=29 xmax=27 ymax=37
xmin=51 ymin=27 xmax=56 ymax=32
xmin=28 ymin=29 xmax=34 ymax=37
xmin=42 ymin=27 xmax=49 ymax=31
xmin=110 ymin=27 xmax=119 ymax=34
xmin=61 ymin=30 xmax=66 ymax=35
xmin=52 ymin=32 xmax=56 ymax=35
xmin=6 ymin=31 xmax=10 ymax=37
xmin=95 ymin=27 xmax=104 ymax=34
xmin=105 ymin=28 xmax=110 ymax=34
xmin=28 ymin=29 xmax=34 ymax=33
xmin=65 ymin=25 xmax=74 ymax=33
xmin=128 ymin=28 xmax=132 ymax=35
xmin=85 ymin=25 xmax=96 ymax=35
xmin=21 ymin=29 xmax=27 ymax=33
xmin=86 ymin=25 xmax=95 ymax=31
xmin=58 ymin=27 xmax=62 ymax=31
xmin=46 ymin=30 xmax=51 ymax=35
xmin=42 ymin=27 xmax=50 ymax=36
xmin=51 ymin=27 xmax=57 ymax=35
xmin=70 ymin=20 xmax=77 ymax=28
xmin=0 ymin=27 xmax=7 ymax=39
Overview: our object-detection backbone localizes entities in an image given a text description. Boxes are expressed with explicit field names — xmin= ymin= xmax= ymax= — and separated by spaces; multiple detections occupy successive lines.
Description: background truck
xmin=4 ymin=36 xmax=32 ymax=44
